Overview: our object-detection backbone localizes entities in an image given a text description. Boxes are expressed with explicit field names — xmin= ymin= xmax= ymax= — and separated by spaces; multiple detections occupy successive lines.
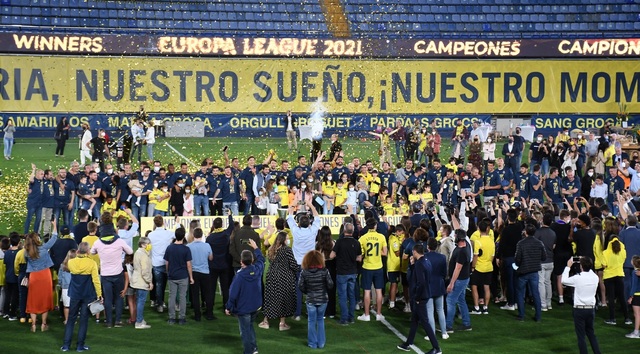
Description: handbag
xmin=54 ymin=131 xmax=62 ymax=140
xmin=88 ymin=299 xmax=104 ymax=315
xmin=20 ymin=276 xmax=29 ymax=287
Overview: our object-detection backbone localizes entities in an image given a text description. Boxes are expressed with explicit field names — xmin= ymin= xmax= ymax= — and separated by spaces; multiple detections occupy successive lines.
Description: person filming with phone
xmin=229 ymin=215 xmax=261 ymax=273
xmin=561 ymin=256 xmax=602 ymax=354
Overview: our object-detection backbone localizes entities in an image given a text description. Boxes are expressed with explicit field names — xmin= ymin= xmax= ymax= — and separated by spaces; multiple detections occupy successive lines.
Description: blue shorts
xmin=387 ymin=271 xmax=400 ymax=284
xmin=361 ymin=268 xmax=384 ymax=290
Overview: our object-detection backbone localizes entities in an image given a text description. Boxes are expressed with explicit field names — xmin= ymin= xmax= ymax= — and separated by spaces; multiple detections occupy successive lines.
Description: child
xmin=150 ymin=182 xmax=170 ymax=216
xmin=276 ymin=177 xmax=289 ymax=209
xmin=408 ymin=186 xmax=421 ymax=205
xmin=266 ymin=180 xmax=280 ymax=216
xmin=626 ymin=256 xmax=640 ymax=338
xmin=334 ymin=180 xmax=347 ymax=214
xmin=345 ymin=183 xmax=358 ymax=214
xmin=387 ymin=227 xmax=402 ymax=309
xmin=395 ymin=162 xmax=408 ymax=196
xmin=81 ymin=221 xmax=102 ymax=323
xmin=420 ymin=184 xmax=434 ymax=205
xmin=445 ymin=157 xmax=458 ymax=174
xmin=382 ymin=195 xmax=396 ymax=216
xmin=322 ymin=175 xmax=336 ymax=215
xmin=255 ymin=187 xmax=268 ymax=215
xmin=100 ymin=195 xmax=117 ymax=218
xmin=127 ymin=173 xmax=145 ymax=207
xmin=122 ymin=254 xmax=136 ymax=325
xmin=58 ymin=249 xmax=77 ymax=325
xmin=397 ymin=197 xmax=409 ymax=215
xmin=77 ymin=175 xmax=96 ymax=216
xmin=183 ymin=186 xmax=194 ymax=216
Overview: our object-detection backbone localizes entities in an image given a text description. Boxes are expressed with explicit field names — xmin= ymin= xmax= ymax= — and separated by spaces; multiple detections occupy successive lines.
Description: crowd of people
xmin=1 ymin=117 xmax=640 ymax=353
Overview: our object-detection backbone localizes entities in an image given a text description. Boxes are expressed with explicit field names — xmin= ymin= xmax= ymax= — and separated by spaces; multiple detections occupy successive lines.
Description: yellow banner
xmin=1 ymin=55 xmax=638 ymax=114
xmin=140 ymin=215 xmax=405 ymax=236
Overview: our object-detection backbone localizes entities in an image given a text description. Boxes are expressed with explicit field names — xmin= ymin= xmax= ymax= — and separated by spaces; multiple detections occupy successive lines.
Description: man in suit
xmin=503 ymin=134 xmax=522 ymax=179
xmin=283 ymin=110 xmax=297 ymax=152
xmin=612 ymin=143 xmax=629 ymax=166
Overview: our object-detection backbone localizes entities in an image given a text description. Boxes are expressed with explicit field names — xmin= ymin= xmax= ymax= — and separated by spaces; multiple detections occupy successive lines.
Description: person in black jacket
xmin=299 ymin=250 xmax=334 ymax=350
xmin=397 ymin=243 xmax=441 ymax=353
xmin=206 ymin=212 xmax=234 ymax=312
xmin=515 ymin=223 xmax=547 ymax=322
xmin=55 ymin=116 xmax=70 ymax=157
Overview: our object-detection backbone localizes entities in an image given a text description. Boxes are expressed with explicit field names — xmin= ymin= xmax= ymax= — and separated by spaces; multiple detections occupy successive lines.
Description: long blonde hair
xmin=267 ymin=232 xmax=288 ymax=261
xmin=61 ymin=249 xmax=77 ymax=272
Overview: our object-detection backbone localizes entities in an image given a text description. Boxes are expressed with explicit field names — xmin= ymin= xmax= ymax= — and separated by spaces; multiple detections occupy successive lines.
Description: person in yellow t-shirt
xmin=382 ymin=195 xmax=396 ymax=216
xmin=322 ymin=176 xmax=337 ymax=215
xmin=470 ymin=221 xmax=494 ymax=314
xmin=264 ymin=218 xmax=293 ymax=250
xmin=100 ymin=196 xmax=117 ymax=216
xmin=408 ymin=186 xmax=421 ymax=205
xmin=81 ymin=221 xmax=101 ymax=270
xmin=369 ymin=170 xmax=381 ymax=205
xmin=276 ymin=177 xmax=289 ymax=208
xmin=334 ymin=180 xmax=347 ymax=213
xmin=387 ymin=229 xmax=402 ymax=309
xmin=358 ymin=219 xmax=388 ymax=321
xmin=150 ymin=183 xmax=171 ymax=216
xmin=397 ymin=197 xmax=409 ymax=215
xmin=557 ymin=128 xmax=571 ymax=143
xmin=445 ymin=157 xmax=459 ymax=174
xmin=420 ymin=184 xmax=434 ymax=205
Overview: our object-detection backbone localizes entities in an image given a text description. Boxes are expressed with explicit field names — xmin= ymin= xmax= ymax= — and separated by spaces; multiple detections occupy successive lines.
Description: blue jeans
xmin=62 ymin=297 xmax=90 ymax=348
xmin=4 ymin=137 xmax=13 ymax=157
xmin=153 ymin=266 xmax=168 ymax=306
xmin=135 ymin=289 xmax=148 ymax=323
xmin=237 ymin=312 xmax=258 ymax=354
xmin=92 ymin=200 xmax=102 ymax=220
xmin=24 ymin=205 xmax=42 ymax=234
xmin=541 ymin=158 xmax=550 ymax=176
xmin=427 ymin=295 xmax=447 ymax=333
xmin=223 ymin=202 xmax=239 ymax=216
xmin=503 ymin=257 xmax=517 ymax=305
xmin=194 ymin=195 xmax=210 ymax=216
xmin=336 ymin=274 xmax=357 ymax=323
xmin=101 ymin=273 xmax=125 ymax=325
xmin=306 ymin=302 xmax=327 ymax=349
xmin=54 ymin=206 xmax=74 ymax=227
xmin=395 ymin=140 xmax=406 ymax=161
xmin=153 ymin=210 xmax=167 ymax=216
xmin=517 ymin=271 xmax=541 ymax=321
xmin=445 ymin=277 xmax=471 ymax=329
xmin=146 ymin=144 xmax=154 ymax=161
xmin=244 ymin=194 xmax=255 ymax=215
xmin=132 ymin=200 xmax=147 ymax=219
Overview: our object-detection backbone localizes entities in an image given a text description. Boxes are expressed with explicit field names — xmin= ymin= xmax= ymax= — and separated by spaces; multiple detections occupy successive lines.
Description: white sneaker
xmin=442 ymin=333 xmax=449 ymax=340
xmin=625 ymin=331 xmax=640 ymax=339
xmin=376 ymin=314 xmax=385 ymax=321
xmin=500 ymin=304 xmax=516 ymax=311
xmin=389 ymin=301 xmax=395 ymax=309
xmin=403 ymin=304 xmax=411 ymax=313
xmin=135 ymin=322 xmax=151 ymax=329
xmin=357 ymin=314 xmax=370 ymax=322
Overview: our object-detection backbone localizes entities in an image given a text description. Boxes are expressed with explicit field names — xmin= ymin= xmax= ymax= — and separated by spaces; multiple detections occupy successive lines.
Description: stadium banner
xmin=1 ymin=111 xmax=635 ymax=139
xmin=1 ymin=55 xmax=639 ymax=114
xmin=0 ymin=112 xmax=492 ymax=138
xmin=140 ymin=215 xmax=405 ymax=236
xmin=1 ymin=33 xmax=640 ymax=58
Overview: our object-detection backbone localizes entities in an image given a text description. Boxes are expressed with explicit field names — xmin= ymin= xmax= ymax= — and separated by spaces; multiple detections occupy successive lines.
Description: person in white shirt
xmin=79 ymin=123 xmax=93 ymax=166
xmin=145 ymin=121 xmax=155 ymax=161
xmin=561 ymin=257 xmax=602 ymax=354
xmin=589 ymin=175 xmax=608 ymax=200
xmin=129 ymin=120 xmax=145 ymax=164
xmin=148 ymin=216 xmax=175 ymax=313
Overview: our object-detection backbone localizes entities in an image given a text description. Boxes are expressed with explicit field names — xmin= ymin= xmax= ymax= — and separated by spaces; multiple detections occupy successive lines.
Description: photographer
xmin=561 ymin=257 xmax=602 ymax=354
xmin=229 ymin=215 xmax=261 ymax=272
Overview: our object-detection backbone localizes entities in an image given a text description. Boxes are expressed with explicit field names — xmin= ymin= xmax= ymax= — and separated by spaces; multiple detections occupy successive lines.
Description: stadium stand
xmin=0 ymin=0 xmax=638 ymax=38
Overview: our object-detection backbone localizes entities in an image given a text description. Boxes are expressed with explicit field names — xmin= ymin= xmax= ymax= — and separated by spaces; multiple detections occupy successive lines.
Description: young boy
xmin=394 ymin=162 xmax=408 ymax=196
xmin=163 ymin=227 xmax=193 ymax=325
xmin=387 ymin=228 xmax=402 ymax=309
xmin=382 ymin=195 xmax=396 ymax=216
xmin=77 ymin=175 xmax=96 ymax=216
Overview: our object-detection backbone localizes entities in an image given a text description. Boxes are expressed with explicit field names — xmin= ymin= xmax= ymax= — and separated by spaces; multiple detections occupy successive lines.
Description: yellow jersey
xmin=82 ymin=235 xmax=101 ymax=269
xmin=335 ymin=187 xmax=347 ymax=207
xmin=369 ymin=177 xmax=381 ymax=194
xmin=473 ymin=235 xmax=495 ymax=273
xmin=398 ymin=203 xmax=409 ymax=215
xmin=420 ymin=192 xmax=434 ymax=204
xmin=382 ymin=202 xmax=396 ymax=216
xmin=359 ymin=230 xmax=388 ymax=270
xmin=408 ymin=194 xmax=421 ymax=204
xmin=322 ymin=181 xmax=336 ymax=197
xmin=445 ymin=163 xmax=458 ymax=174
xmin=276 ymin=184 xmax=289 ymax=207
xmin=387 ymin=235 xmax=401 ymax=272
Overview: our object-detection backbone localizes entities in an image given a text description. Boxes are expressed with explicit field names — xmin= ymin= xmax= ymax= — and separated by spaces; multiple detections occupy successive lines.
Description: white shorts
xmin=61 ymin=289 xmax=70 ymax=307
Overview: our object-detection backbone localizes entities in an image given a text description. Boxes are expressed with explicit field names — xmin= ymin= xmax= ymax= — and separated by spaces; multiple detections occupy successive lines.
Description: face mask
xmin=153 ymin=183 xmax=158 ymax=188
xmin=578 ymin=135 xmax=582 ymax=139
xmin=487 ymin=138 xmax=492 ymax=143
xmin=587 ymin=171 xmax=594 ymax=177
xmin=422 ymin=129 xmax=426 ymax=133
xmin=308 ymin=178 xmax=313 ymax=183
xmin=349 ymin=187 xmax=355 ymax=191
xmin=185 ymin=189 xmax=191 ymax=194
xmin=178 ymin=183 xmax=185 ymax=188
xmin=327 ymin=176 xmax=332 ymax=181
xmin=145 ymin=244 xmax=152 ymax=252
xmin=432 ymin=131 xmax=436 ymax=135
xmin=162 ymin=188 xmax=168 ymax=192
xmin=154 ymin=167 xmax=160 ymax=173
xmin=95 ymin=167 xmax=101 ymax=174
xmin=537 ymin=137 xmax=542 ymax=142
xmin=100 ymin=133 xmax=105 ymax=137
xmin=286 ymin=239 xmax=291 ymax=246
xmin=107 ymin=168 xmax=113 ymax=175
xmin=279 ymin=181 xmax=285 ymax=185
xmin=564 ymin=131 xmax=569 ymax=135
xmin=301 ymin=185 xmax=306 ymax=189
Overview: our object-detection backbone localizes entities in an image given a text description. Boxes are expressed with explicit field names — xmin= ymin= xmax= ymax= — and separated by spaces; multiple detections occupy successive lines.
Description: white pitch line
xmin=163 ymin=142 xmax=199 ymax=168
xmin=371 ymin=310 xmax=425 ymax=354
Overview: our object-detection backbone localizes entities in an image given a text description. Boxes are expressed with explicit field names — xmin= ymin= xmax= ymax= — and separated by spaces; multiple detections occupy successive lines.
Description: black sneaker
xmin=178 ymin=319 xmax=187 ymax=325
xmin=457 ymin=325 xmax=472 ymax=331
xmin=167 ymin=319 xmax=176 ymax=325
xmin=426 ymin=349 xmax=443 ymax=354
xmin=446 ymin=327 xmax=454 ymax=334
xmin=397 ymin=343 xmax=411 ymax=352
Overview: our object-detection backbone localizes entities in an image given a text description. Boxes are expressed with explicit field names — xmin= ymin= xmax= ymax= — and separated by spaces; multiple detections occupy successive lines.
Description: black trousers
xmin=406 ymin=299 xmax=439 ymax=349
xmin=2 ymin=282 xmax=19 ymax=317
xmin=209 ymin=268 xmax=231 ymax=311
xmin=55 ymin=139 xmax=66 ymax=155
xmin=190 ymin=271 xmax=213 ymax=319
xmin=573 ymin=308 xmax=601 ymax=354
xmin=604 ymin=276 xmax=629 ymax=321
